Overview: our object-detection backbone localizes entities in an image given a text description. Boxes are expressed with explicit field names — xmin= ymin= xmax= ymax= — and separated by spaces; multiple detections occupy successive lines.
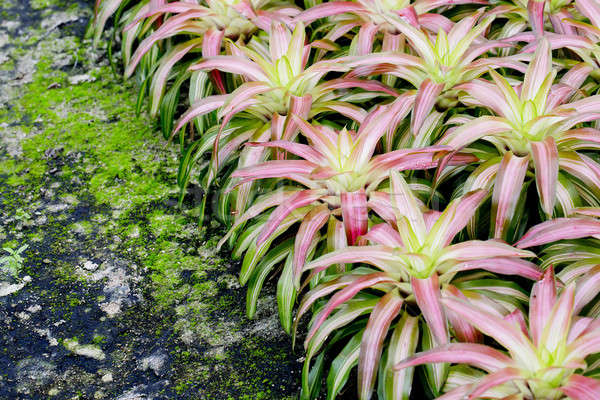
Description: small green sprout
xmin=0 ymin=244 xmax=28 ymax=278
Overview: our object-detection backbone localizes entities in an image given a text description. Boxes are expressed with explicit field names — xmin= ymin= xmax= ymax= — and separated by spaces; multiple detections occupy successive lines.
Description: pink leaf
xmin=352 ymin=104 xmax=398 ymax=168
xmin=150 ymin=39 xmax=202 ymax=117
xmin=558 ymin=62 xmax=592 ymax=94
xmin=393 ymin=343 xmax=513 ymax=372
xmin=559 ymin=153 xmax=600 ymax=193
xmin=202 ymin=29 xmax=226 ymax=93
xmin=412 ymin=274 xmax=448 ymax=345
xmin=296 ymin=1 xmax=364 ymax=23
xmin=521 ymin=37 xmax=551 ymax=102
xmin=368 ymin=145 xmax=449 ymax=172
xmin=283 ymin=95 xmax=313 ymax=140
xmin=440 ymin=240 xmax=535 ymax=263
xmin=438 ymin=116 xmax=512 ymax=150
xmin=358 ymin=291 xmax=404 ymax=399
xmin=293 ymin=206 xmax=330 ymax=283
xmin=368 ymin=192 xmax=397 ymax=225
xmin=219 ymin=82 xmax=273 ymax=123
xmin=531 ymin=137 xmax=559 ymax=217
xmin=559 ymin=95 xmax=600 ymax=115
xmin=355 ymin=22 xmax=378 ymax=56
xmin=561 ymin=374 xmax=600 ymax=400
xmin=447 ymin=8 xmax=484 ymax=48
xmin=434 ymin=189 xmax=488 ymax=247
xmin=567 ymin=330 xmax=600 ymax=361
xmin=412 ymin=79 xmax=444 ymax=135
xmin=245 ymin=141 xmax=324 ymax=164
xmin=318 ymin=77 xmax=399 ymax=97
xmin=574 ymin=265 xmax=600 ymax=314
xmin=530 ymin=267 xmax=557 ymax=346
xmin=125 ymin=10 xmax=208 ymax=77
xmin=515 ymin=218 xmax=600 ymax=248
xmin=361 ymin=223 xmax=403 ymax=247
xmin=124 ymin=2 xmax=203 ymax=31
xmin=341 ymin=190 xmax=368 ymax=246
xmin=455 ymin=79 xmax=514 ymax=118
xmin=293 ymin=274 xmax=357 ymax=339
xmin=504 ymin=309 xmax=529 ymax=337
xmin=559 ymin=128 xmax=600 ymax=145
xmin=303 ymin=246 xmax=399 ymax=276
xmin=232 ymin=159 xmax=316 ymax=181
xmin=491 ymin=152 xmax=530 ymax=240
xmin=189 ymin=56 xmax=268 ymax=82
xmin=468 ymin=367 xmax=523 ymax=399
xmin=456 ymin=258 xmax=543 ymax=280
xmin=172 ymin=95 xmax=227 ymax=136
xmin=256 ymin=189 xmax=325 ymax=247
xmin=444 ymin=285 xmax=482 ymax=343
xmin=389 ymin=170 xmax=426 ymax=242
xmin=305 ymin=273 xmax=398 ymax=346
xmin=291 ymin=115 xmax=337 ymax=161
xmin=442 ymin=296 xmax=538 ymax=368
xmin=202 ymin=28 xmax=224 ymax=57
xmin=576 ymin=0 xmax=600 ymax=29
xmin=542 ymin=283 xmax=575 ymax=353
xmin=418 ymin=13 xmax=454 ymax=33
xmin=319 ymin=102 xmax=367 ymax=124
xmin=217 ymin=189 xmax=299 ymax=249
xmin=270 ymin=22 xmax=291 ymax=61
xmin=396 ymin=6 xmax=419 ymax=27
xmin=527 ymin=0 xmax=546 ymax=35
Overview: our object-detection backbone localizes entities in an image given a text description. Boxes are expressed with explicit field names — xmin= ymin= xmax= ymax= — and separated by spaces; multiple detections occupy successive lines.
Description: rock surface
xmin=0 ymin=1 xmax=301 ymax=398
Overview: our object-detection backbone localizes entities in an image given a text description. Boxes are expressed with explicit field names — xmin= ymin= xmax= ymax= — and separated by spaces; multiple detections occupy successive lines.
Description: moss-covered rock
xmin=0 ymin=1 xmax=300 ymax=398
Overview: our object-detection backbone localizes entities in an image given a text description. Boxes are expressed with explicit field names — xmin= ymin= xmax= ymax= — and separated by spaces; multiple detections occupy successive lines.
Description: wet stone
xmin=16 ymin=358 xmax=57 ymax=394
xmin=137 ymin=350 xmax=169 ymax=377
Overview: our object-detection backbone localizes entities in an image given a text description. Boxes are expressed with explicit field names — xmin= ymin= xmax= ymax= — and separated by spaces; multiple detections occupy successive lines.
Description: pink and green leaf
xmin=358 ymin=291 xmax=404 ymax=400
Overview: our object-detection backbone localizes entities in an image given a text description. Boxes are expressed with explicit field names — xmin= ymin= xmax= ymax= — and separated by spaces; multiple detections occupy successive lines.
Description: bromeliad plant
xmin=295 ymin=171 xmax=538 ymax=398
xmin=394 ymin=267 xmax=600 ymax=399
xmin=89 ymin=0 xmax=302 ymax=144
xmin=92 ymin=1 xmax=600 ymax=399
xmin=222 ymin=102 xmax=458 ymax=246
xmin=215 ymin=104 xmax=475 ymax=330
xmin=488 ymin=0 xmax=600 ymax=40
xmin=344 ymin=9 xmax=523 ymax=134
xmin=296 ymin=0 xmax=489 ymax=57
xmin=441 ymin=38 xmax=600 ymax=240
xmin=171 ymin=21 xmax=402 ymax=221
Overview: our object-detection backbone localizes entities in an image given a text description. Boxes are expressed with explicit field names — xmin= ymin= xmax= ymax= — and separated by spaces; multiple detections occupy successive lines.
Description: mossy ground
xmin=0 ymin=1 xmax=300 ymax=398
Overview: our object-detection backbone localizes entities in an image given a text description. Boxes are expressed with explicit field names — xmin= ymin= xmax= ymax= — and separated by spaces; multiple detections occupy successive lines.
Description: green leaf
xmin=277 ymin=252 xmax=298 ymax=334
xmin=301 ymin=351 xmax=326 ymax=400
xmin=160 ymin=68 xmax=190 ymax=140
xmin=189 ymin=70 xmax=214 ymax=135
xmin=246 ymin=239 xmax=293 ymax=318
xmin=420 ymin=320 xmax=448 ymax=397
xmin=378 ymin=313 xmax=419 ymax=400
xmin=240 ymin=211 xmax=306 ymax=285
xmin=326 ymin=329 xmax=364 ymax=400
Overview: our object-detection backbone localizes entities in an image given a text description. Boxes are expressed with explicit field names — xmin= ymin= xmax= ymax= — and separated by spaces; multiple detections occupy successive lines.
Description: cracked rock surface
xmin=0 ymin=1 xmax=300 ymax=398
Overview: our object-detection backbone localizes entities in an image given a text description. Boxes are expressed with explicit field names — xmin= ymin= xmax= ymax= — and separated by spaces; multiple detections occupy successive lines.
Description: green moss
xmin=71 ymin=221 xmax=92 ymax=235
xmin=92 ymin=334 xmax=107 ymax=345
xmin=28 ymin=232 xmax=44 ymax=242
xmin=0 ymin=58 xmax=15 ymax=71
xmin=1 ymin=240 xmax=19 ymax=249
xmin=148 ymin=212 xmax=189 ymax=238
xmin=0 ymin=21 xmax=300 ymax=398
xmin=30 ymin=0 xmax=66 ymax=10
